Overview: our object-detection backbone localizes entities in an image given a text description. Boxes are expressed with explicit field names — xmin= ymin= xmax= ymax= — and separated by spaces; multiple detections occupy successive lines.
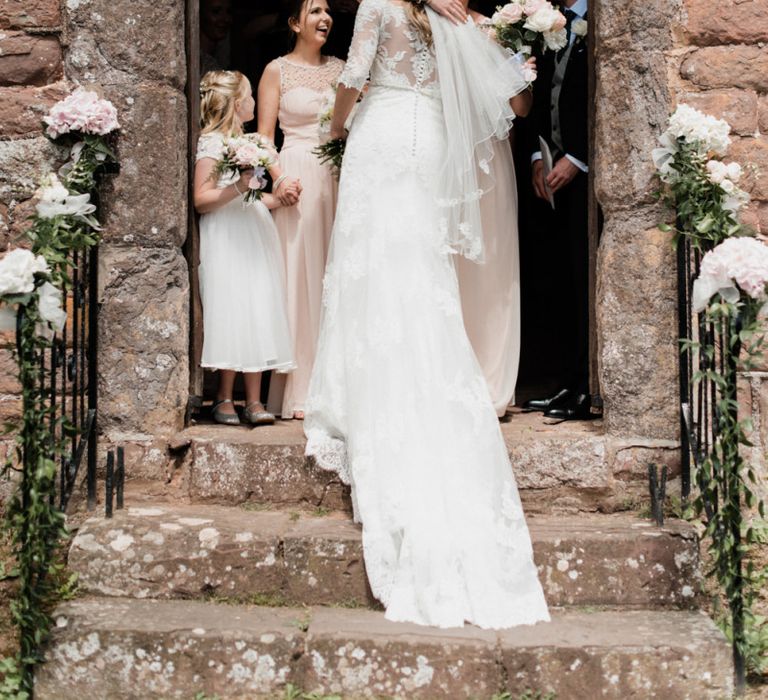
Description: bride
xmin=304 ymin=0 xmax=549 ymax=629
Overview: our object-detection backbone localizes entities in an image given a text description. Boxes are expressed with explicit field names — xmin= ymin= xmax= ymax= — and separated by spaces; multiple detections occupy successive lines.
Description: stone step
xmin=69 ymin=504 xmax=700 ymax=609
xmin=36 ymin=597 xmax=733 ymax=699
xmin=162 ymin=415 xmax=681 ymax=514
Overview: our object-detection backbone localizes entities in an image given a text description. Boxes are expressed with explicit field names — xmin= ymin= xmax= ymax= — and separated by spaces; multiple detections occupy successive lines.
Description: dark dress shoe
xmin=544 ymin=393 xmax=596 ymax=421
xmin=522 ymin=388 xmax=572 ymax=413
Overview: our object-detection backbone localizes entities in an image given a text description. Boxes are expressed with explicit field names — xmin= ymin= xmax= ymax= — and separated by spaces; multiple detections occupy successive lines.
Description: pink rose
xmin=498 ymin=3 xmax=524 ymax=23
xmin=522 ymin=0 xmax=546 ymax=16
xmin=550 ymin=9 xmax=567 ymax=30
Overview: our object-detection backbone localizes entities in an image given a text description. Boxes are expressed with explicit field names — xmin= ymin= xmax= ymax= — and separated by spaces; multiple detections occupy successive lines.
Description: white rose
xmin=542 ymin=27 xmax=568 ymax=51
xmin=720 ymin=178 xmax=735 ymax=194
xmin=524 ymin=5 xmax=562 ymax=32
xmin=0 ymin=249 xmax=49 ymax=296
xmin=37 ymin=281 xmax=67 ymax=333
xmin=572 ymin=18 xmax=588 ymax=37
xmin=725 ymin=162 xmax=742 ymax=182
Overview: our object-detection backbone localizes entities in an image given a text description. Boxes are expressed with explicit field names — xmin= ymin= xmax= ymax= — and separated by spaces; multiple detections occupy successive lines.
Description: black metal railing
xmin=677 ymin=231 xmax=747 ymax=692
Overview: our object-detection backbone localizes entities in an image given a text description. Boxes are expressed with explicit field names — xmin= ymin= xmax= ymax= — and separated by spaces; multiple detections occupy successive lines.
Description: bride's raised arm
xmin=330 ymin=0 xmax=381 ymax=139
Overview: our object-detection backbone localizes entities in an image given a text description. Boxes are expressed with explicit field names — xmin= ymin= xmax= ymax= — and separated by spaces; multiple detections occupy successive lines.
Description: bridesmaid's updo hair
xmin=200 ymin=70 xmax=249 ymax=135
xmin=405 ymin=3 xmax=433 ymax=46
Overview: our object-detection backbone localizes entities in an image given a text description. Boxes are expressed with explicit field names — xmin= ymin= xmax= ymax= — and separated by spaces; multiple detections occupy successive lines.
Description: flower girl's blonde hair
xmin=200 ymin=70 xmax=249 ymax=136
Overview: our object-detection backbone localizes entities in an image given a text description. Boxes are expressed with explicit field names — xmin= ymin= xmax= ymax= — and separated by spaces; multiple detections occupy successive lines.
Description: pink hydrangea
xmin=43 ymin=87 xmax=120 ymax=139
xmin=692 ymin=237 xmax=768 ymax=312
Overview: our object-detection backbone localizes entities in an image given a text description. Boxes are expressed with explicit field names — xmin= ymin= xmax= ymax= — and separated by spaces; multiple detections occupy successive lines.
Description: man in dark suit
xmin=523 ymin=0 xmax=593 ymax=421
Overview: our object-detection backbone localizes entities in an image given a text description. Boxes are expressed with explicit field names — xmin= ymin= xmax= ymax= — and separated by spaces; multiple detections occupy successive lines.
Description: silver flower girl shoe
xmin=243 ymin=402 xmax=275 ymax=426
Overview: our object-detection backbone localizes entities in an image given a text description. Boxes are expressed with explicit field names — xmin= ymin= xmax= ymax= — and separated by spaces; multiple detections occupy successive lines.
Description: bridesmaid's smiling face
xmin=291 ymin=0 xmax=334 ymax=49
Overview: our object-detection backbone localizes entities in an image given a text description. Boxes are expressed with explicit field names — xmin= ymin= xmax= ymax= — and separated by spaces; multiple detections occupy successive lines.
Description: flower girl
xmin=194 ymin=70 xmax=295 ymax=425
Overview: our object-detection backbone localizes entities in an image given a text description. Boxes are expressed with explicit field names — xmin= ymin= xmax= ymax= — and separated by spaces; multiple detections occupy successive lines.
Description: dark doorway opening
xmin=185 ymin=0 xmax=600 ymax=417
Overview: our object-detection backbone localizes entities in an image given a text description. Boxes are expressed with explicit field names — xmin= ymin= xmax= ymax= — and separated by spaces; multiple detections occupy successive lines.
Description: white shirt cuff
xmin=531 ymin=151 xmax=542 ymax=163
xmin=566 ymin=154 xmax=589 ymax=172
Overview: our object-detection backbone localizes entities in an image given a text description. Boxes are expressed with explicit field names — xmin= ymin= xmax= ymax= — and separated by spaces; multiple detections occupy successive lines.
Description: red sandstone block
xmin=684 ymin=0 xmax=768 ymax=46
xmin=729 ymin=136 xmax=768 ymax=201
xmin=0 ymin=0 xmax=61 ymax=29
xmin=759 ymin=94 xmax=768 ymax=135
xmin=680 ymin=89 xmax=757 ymax=137
xmin=0 ymin=31 xmax=62 ymax=87
xmin=680 ymin=46 xmax=768 ymax=93
xmin=0 ymin=82 xmax=67 ymax=139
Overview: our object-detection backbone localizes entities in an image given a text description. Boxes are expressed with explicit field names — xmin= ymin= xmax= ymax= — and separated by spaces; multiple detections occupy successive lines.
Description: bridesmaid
xmin=258 ymin=0 xmax=344 ymax=420
xmin=457 ymin=3 xmax=534 ymax=418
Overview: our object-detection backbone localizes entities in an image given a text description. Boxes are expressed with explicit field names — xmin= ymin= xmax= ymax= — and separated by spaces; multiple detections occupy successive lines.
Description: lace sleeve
xmin=338 ymin=0 xmax=382 ymax=91
xmin=196 ymin=133 xmax=225 ymax=161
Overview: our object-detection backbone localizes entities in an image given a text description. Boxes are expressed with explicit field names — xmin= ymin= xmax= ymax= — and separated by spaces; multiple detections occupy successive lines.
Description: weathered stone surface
xmin=596 ymin=0 xmax=675 ymax=43
xmin=100 ymin=432 xmax=173 ymax=481
xmin=304 ymin=608 xmax=500 ymax=699
xmin=499 ymin=609 xmax=733 ymax=699
xmin=759 ymin=94 xmax=768 ymax=135
xmin=65 ymin=0 xmax=185 ymax=89
xmin=679 ymin=89 xmax=758 ymax=137
xmin=98 ymin=246 xmax=188 ymax=436
xmin=98 ymin=83 xmax=187 ymax=248
xmin=729 ymin=136 xmax=768 ymax=201
xmin=683 ymin=0 xmax=768 ymax=45
xmin=597 ymin=224 xmax=679 ymax=440
xmin=70 ymin=505 xmax=288 ymax=600
xmin=38 ymin=602 xmax=732 ymax=699
xmin=0 ymin=31 xmax=61 ymax=86
xmin=36 ymin=598 xmax=304 ymax=699
xmin=0 ymin=349 xmax=21 ymax=394
xmin=174 ymin=418 xmax=687 ymax=513
xmin=0 ymin=82 xmax=68 ymax=139
xmin=69 ymin=504 xmax=701 ymax=608
xmin=595 ymin=50 xmax=671 ymax=208
xmin=0 ymin=0 xmax=61 ymax=29
xmin=0 ymin=136 xmax=65 ymax=203
xmin=680 ymin=46 xmax=768 ymax=92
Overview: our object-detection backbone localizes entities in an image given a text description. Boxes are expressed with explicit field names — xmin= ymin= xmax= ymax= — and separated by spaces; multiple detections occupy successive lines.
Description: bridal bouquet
xmin=216 ymin=133 xmax=276 ymax=203
xmin=314 ymin=88 xmax=352 ymax=176
xmin=488 ymin=0 xmax=569 ymax=56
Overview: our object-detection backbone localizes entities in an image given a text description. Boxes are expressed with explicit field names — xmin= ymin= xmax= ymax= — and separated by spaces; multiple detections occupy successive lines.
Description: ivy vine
xmin=0 ymin=93 xmax=118 ymax=697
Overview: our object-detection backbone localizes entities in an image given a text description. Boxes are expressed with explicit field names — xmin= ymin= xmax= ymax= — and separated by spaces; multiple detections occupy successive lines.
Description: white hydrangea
xmin=692 ymin=237 xmax=768 ymax=312
xmin=666 ymin=104 xmax=731 ymax=156
xmin=0 ymin=249 xmax=49 ymax=296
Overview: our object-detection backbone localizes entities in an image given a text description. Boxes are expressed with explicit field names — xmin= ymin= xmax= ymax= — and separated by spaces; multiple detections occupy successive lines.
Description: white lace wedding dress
xmin=304 ymin=0 xmax=549 ymax=629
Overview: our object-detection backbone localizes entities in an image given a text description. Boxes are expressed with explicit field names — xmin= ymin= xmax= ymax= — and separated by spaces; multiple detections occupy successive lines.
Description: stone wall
xmin=672 ymin=0 xmax=768 ymax=493
xmin=0 ymin=0 xmax=189 ymax=496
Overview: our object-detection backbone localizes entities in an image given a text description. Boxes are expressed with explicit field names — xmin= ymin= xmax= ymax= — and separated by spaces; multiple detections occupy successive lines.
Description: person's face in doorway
xmin=201 ymin=0 xmax=232 ymax=44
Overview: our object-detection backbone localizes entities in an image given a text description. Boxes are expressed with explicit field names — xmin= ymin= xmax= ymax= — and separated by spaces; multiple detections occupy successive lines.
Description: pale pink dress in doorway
xmin=267 ymin=56 xmax=345 ymax=418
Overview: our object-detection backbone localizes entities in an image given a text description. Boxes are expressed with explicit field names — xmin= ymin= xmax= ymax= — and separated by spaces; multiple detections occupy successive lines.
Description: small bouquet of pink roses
xmin=216 ymin=133 xmax=276 ymax=203
xmin=488 ymin=0 xmax=569 ymax=57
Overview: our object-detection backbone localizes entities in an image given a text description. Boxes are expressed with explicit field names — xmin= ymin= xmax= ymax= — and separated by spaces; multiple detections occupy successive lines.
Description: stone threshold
xmin=152 ymin=413 xmax=681 ymax=513
xmin=69 ymin=503 xmax=700 ymax=609
xmin=36 ymin=598 xmax=733 ymax=699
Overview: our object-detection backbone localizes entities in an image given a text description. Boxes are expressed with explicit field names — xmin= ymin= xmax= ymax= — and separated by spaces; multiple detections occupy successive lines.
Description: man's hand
xmin=546 ymin=157 xmax=579 ymax=194
xmin=425 ymin=0 xmax=467 ymax=25
xmin=531 ymin=160 xmax=548 ymax=201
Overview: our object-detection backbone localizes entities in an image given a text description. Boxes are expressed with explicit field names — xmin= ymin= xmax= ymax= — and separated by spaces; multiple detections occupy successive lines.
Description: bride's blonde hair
xmin=200 ymin=70 xmax=249 ymax=135
xmin=405 ymin=4 xmax=433 ymax=46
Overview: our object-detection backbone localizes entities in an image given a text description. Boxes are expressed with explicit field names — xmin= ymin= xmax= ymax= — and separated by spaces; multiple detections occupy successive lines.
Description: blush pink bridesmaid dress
xmin=267 ymin=56 xmax=344 ymax=418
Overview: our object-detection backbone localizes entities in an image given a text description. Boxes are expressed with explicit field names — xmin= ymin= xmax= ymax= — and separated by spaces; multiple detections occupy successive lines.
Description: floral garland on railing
xmin=0 ymin=86 xmax=119 ymax=698
xmin=654 ymin=103 xmax=768 ymax=688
